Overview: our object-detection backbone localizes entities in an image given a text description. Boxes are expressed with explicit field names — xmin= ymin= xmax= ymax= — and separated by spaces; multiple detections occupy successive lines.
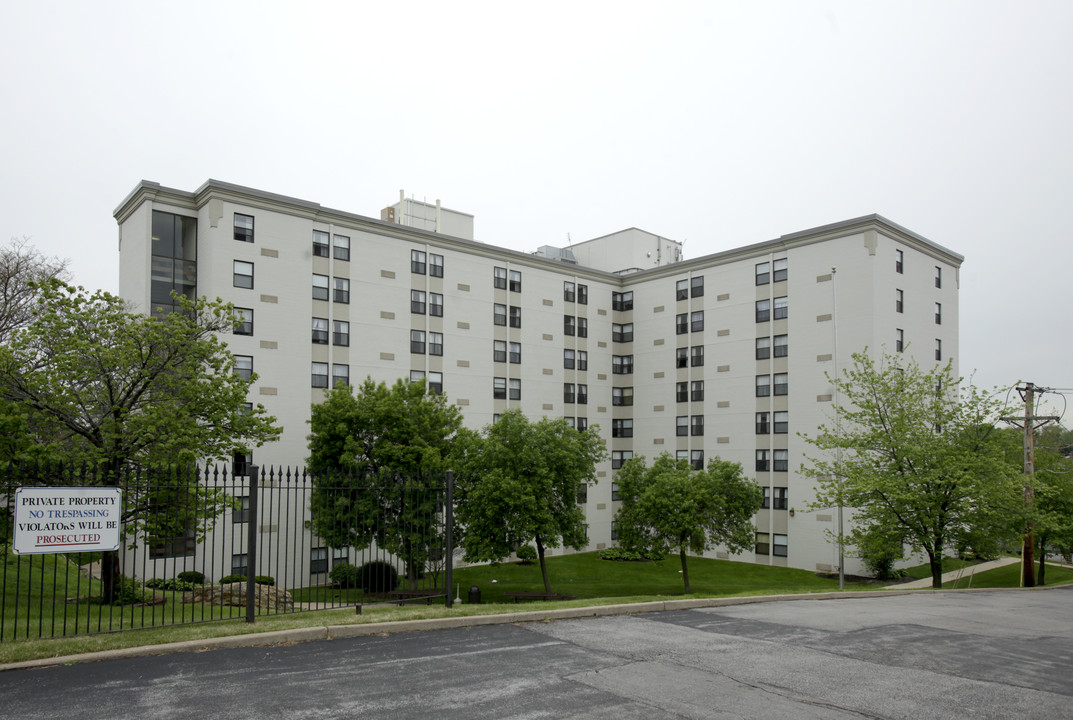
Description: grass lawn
xmin=901 ymin=557 xmax=982 ymax=580
xmin=941 ymin=562 xmax=1073 ymax=589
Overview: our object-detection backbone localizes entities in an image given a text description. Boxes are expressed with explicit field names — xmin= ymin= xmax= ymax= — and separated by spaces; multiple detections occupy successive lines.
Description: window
xmin=311 ymin=362 xmax=328 ymax=388
xmin=313 ymin=231 xmax=330 ymax=257
xmin=494 ymin=341 xmax=507 ymax=363
xmin=756 ymin=412 xmax=770 ymax=435
xmin=150 ymin=210 xmax=197 ymax=316
xmin=333 ymin=320 xmax=350 ymax=346
xmin=773 ymin=534 xmax=788 ymax=557
xmin=691 ymin=380 xmax=704 ymax=402
xmin=429 ymin=293 xmax=443 ymax=317
xmin=896 ymin=328 xmax=904 ymax=352
xmin=332 ymin=548 xmax=349 ymax=569
xmin=332 ymin=364 xmax=349 ymax=388
xmin=611 ymin=451 xmax=633 ymax=470
xmin=564 ymin=282 xmax=576 ymax=302
xmin=676 ymin=313 xmax=688 ymax=335
xmin=756 ymin=449 xmax=770 ymax=471
xmin=756 ymin=375 xmax=771 ymax=397
xmin=577 ymin=351 xmax=588 ymax=371
xmin=429 ymin=332 xmax=443 ymax=356
xmin=493 ymin=377 xmax=506 ymax=399
xmin=509 ymin=270 xmax=522 ymax=292
xmin=494 ymin=303 xmax=507 ymax=326
xmin=333 ymin=234 xmax=350 ymax=261
xmin=691 ymin=276 xmax=704 ymax=297
xmin=935 ymin=338 xmax=942 ymax=361
xmin=312 ymin=274 xmax=329 ymax=300
xmin=311 ymin=317 xmax=329 ymax=344
xmin=310 ymin=547 xmax=328 ymax=574
xmin=612 ymin=323 xmax=633 ymax=342
xmin=691 ymin=311 xmax=704 ymax=332
xmin=896 ymin=249 xmax=904 ymax=274
xmin=774 ymin=411 xmax=788 ymax=434
xmin=334 ymin=277 xmax=350 ymax=303
xmin=676 ymin=415 xmax=689 ymax=436
xmin=411 ymin=249 xmax=426 ymax=274
xmin=232 ymin=553 xmax=249 ymax=576
xmin=234 ymin=307 xmax=253 ymax=336
xmin=564 ymin=383 xmax=576 ymax=403
xmin=935 ymin=302 xmax=942 ymax=325
xmin=691 ymin=345 xmax=704 ymax=367
xmin=577 ymin=317 xmax=588 ymax=338
xmin=612 ymin=291 xmax=633 ymax=311
xmin=612 ymin=387 xmax=633 ymax=406
xmin=756 ymin=299 xmax=770 ymax=323
xmin=576 ymin=416 xmax=587 ymax=431
xmin=577 ymin=284 xmax=588 ymax=305
xmin=577 ymin=384 xmax=588 ymax=404
xmin=774 ymin=449 xmax=789 ymax=472
xmin=773 ymin=334 xmax=788 ymax=358
xmin=509 ymin=306 xmax=521 ymax=328
xmin=411 ymin=330 xmax=426 ymax=354
xmin=235 ymin=355 xmax=253 ymax=381
xmin=756 ymin=262 xmax=770 ymax=285
xmin=691 ymin=415 xmax=704 ymax=436
xmin=234 ymin=213 xmax=254 ymax=243
xmin=676 ymin=347 xmax=689 ymax=369
xmin=233 ymin=451 xmax=251 ymax=478
xmin=935 ymin=266 xmax=942 ymax=288
xmin=755 ymin=532 xmax=770 ymax=556
xmin=756 ymin=337 xmax=771 ymax=360
xmin=613 ymin=355 xmax=633 ymax=374
xmin=577 ymin=477 xmax=587 ymax=503
xmin=411 ymin=290 xmax=427 ymax=314
xmin=612 ymin=419 xmax=633 ymax=438
xmin=676 ymin=279 xmax=688 ymax=301
xmin=509 ymin=378 xmax=521 ymax=400
xmin=773 ymin=258 xmax=788 ymax=283
xmin=677 ymin=450 xmax=688 ymax=463
xmin=428 ymin=372 xmax=443 ymax=394
xmin=676 ymin=381 xmax=688 ymax=403
xmin=564 ymin=315 xmax=576 ymax=336
xmin=509 ymin=341 xmax=521 ymax=364
xmin=690 ymin=450 xmax=703 ymax=471
xmin=773 ymin=488 xmax=788 ymax=511
xmin=563 ymin=349 xmax=575 ymax=369
xmin=494 ymin=266 xmax=507 ymax=289
xmin=233 ymin=260 xmax=254 ymax=289
xmin=429 ymin=253 xmax=444 ymax=278
xmin=896 ymin=289 xmax=904 ymax=313
xmin=762 ymin=487 xmax=771 ymax=509
xmin=773 ymin=373 xmax=788 ymax=396
xmin=773 ymin=297 xmax=787 ymax=320
xmin=410 ymin=370 xmax=425 ymax=383
xmin=233 ymin=495 xmax=250 ymax=523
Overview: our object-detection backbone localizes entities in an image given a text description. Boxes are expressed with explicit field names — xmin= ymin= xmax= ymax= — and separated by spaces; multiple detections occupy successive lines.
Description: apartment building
xmin=115 ymin=179 xmax=962 ymax=577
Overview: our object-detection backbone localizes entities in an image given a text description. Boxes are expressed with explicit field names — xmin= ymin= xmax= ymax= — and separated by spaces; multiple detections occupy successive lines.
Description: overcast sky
xmin=1 ymin=1 xmax=1070 ymax=416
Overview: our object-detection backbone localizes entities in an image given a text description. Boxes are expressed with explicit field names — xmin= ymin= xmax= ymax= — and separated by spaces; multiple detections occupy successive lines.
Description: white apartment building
xmin=115 ymin=179 xmax=962 ymax=578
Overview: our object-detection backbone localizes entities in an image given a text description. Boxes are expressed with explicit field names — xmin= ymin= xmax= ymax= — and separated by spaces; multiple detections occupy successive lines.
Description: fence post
xmin=246 ymin=465 xmax=259 ymax=624
xmin=445 ymin=469 xmax=454 ymax=608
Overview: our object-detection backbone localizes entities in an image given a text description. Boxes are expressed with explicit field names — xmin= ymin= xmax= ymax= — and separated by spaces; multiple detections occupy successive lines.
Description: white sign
xmin=12 ymin=486 xmax=123 ymax=555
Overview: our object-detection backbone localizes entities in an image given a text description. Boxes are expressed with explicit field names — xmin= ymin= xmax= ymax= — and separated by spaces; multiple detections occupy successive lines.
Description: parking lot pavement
xmin=1 ymin=588 xmax=1070 ymax=719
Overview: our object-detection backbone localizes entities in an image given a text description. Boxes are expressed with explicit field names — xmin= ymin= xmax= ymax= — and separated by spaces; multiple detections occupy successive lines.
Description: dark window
xmin=773 ymin=488 xmax=788 ymax=510
xmin=313 ymin=230 xmax=330 ymax=257
xmin=334 ymin=277 xmax=350 ymax=303
xmin=773 ymin=297 xmax=787 ymax=320
xmin=493 ymin=377 xmax=506 ymax=399
xmin=691 ymin=311 xmax=704 ymax=332
xmin=411 ymin=330 xmax=426 ymax=354
xmin=430 ymin=293 xmax=443 ymax=317
xmin=429 ymin=253 xmax=444 ymax=278
xmin=509 ymin=341 xmax=521 ymax=364
xmin=428 ymin=372 xmax=443 ymax=395
xmin=332 ymin=364 xmax=349 ymax=388
xmin=774 ymin=373 xmax=788 ymax=396
xmin=690 ymin=451 xmax=703 ymax=471
xmin=564 ymin=282 xmax=575 ymax=302
xmin=332 ymin=548 xmax=349 ymax=568
xmin=509 ymin=270 xmax=522 ymax=292
xmin=896 ymin=249 xmax=904 ymax=274
xmin=676 ymin=313 xmax=688 ymax=335
xmin=676 ymin=381 xmax=688 ymax=403
xmin=564 ymin=315 xmax=576 ymax=336
xmin=577 ymin=284 xmax=588 ymax=305
xmin=577 ymin=416 xmax=588 ymax=431
xmin=756 ymin=337 xmax=771 ymax=359
xmin=234 ymin=213 xmax=254 ymax=243
xmin=612 ymin=387 xmax=633 ymax=406
xmin=691 ymin=380 xmax=704 ymax=402
xmin=756 ymin=450 xmax=770 ymax=472
xmin=234 ymin=307 xmax=253 ymax=336
xmin=150 ymin=210 xmax=197 ymax=316
xmin=235 ymin=355 xmax=253 ymax=381
xmin=509 ymin=379 xmax=521 ymax=400
xmin=773 ymin=334 xmax=788 ymax=358
xmin=676 ymin=347 xmax=689 ymax=369
xmin=896 ymin=289 xmax=904 ymax=313
xmin=936 ymin=339 xmax=942 ymax=361
xmin=311 ymin=362 xmax=328 ymax=388
xmin=773 ymin=534 xmax=788 ymax=557
xmin=612 ymin=419 xmax=633 ymax=438
xmin=564 ymin=383 xmax=575 ymax=403
xmin=233 ymin=260 xmax=254 ymax=289
xmin=612 ymin=323 xmax=633 ymax=342
xmin=774 ymin=411 xmax=788 ymax=434
xmin=896 ymin=328 xmax=904 ymax=352
xmin=312 ymin=274 xmax=328 ymax=301
xmin=756 ymin=412 xmax=770 ymax=434
xmin=333 ymin=320 xmax=350 ymax=347
xmin=411 ymin=250 xmax=426 ymax=274
xmin=333 ymin=234 xmax=350 ymax=261
xmin=612 ymin=355 xmax=633 ymax=374
xmin=676 ymin=416 xmax=688 ymax=436
xmin=233 ymin=495 xmax=250 ymax=523
xmin=577 ymin=351 xmax=588 ymax=371
xmin=691 ymin=415 xmax=704 ymax=436
xmin=756 ymin=262 xmax=770 ymax=285
xmin=935 ymin=266 xmax=942 ymax=288
xmin=429 ymin=332 xmax=443 ymax=357
xmin=577 ymin=384 xmax=588 ymax=404
xmin=411 ymin=290 xmax=427 ymax=314
xmin=935 ymin=303 xmax=942 ymax=325
xmin=691 ymin=276 xmax=704 ymax=297
xmin=509 ymin=306 xmax=521 ymax=328
xmin=494 ymin=341 xmax=507 ymax=363
xmin=563 ymin=349 xmax=575 ymax=369
xmin=233 ymin=451 xmax=251 ymax=478
xmin=612 ymin=291 xmax=633 ymax=311
xmin=494 ymin=303 xmax=507 ymax=326
xmin=762 ymin=487 xmax=771 ymax=509
xmin=310 ymin=547 xmax=329 ymax=574
xmin=756 ymin=299 xmax=770 ymax=323
xmin=312 ymin=317 xmax=328 ymax=344
xmin=756 ymin=375 xmax=771 ymax=397
xmin=773 ymin=258 xmax=787 ymax=283
xmin=494 ymin=266 xmax=507 ymax=289
xmin=578 ymin=317 xmax=587 ymax=338
xmin=691 ymin=345 xmax=704 ymax=367
xmin=676 ymin=279 xmax=688 ymax=301
xmin=774 ymin=449 xmax=788 ymax=472
xmin=755 ymin=533 xmax=769 ymax=556
xmin=232 ymin=553 xmax=248 ymax=575
xmin=611 ymin=452 xmax=632 ymax=470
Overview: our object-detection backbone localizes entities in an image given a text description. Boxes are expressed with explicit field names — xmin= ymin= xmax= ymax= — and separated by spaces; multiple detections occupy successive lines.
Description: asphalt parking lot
xmin=2 ymin=587 xmax=1070 ymax=719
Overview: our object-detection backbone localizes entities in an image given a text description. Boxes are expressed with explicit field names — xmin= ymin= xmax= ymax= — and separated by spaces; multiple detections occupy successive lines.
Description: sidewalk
xmin=889 ymin=557 xmax=1025 ymax=589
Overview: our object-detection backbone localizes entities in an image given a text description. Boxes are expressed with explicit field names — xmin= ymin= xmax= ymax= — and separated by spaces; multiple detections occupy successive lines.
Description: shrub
xmin=330 ymin=562 xmax=360 ymax=588
xmin=177 ymin=570 xmax=205 ymax=584
xmin=218 ymin=574 xmax=275 ymax=586
xmin=515 ymin=545 xmax=537 ymax=564
xmin=597 ymin=547 xmax=663 ymax=562
xmin=90 ymin=576 xmax=155 ymax=606
xmin=145 ymin=578 xmax=197 ymax=591
xmin=357 ymin=560 xmax=399 ymax=593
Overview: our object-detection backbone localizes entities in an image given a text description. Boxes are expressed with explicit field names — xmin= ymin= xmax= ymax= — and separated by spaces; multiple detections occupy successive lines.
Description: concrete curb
xmin=4 ymin=584 xmax=1070 ymax=672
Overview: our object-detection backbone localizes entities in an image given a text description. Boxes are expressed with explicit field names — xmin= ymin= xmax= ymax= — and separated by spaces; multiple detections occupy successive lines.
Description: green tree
xmin=0 ymin=236 xmax=70 ymax=344
xmin=614 ymin=453 xmax=763 ymax=594
xmin=452 ymin=410 xmax=606 ymax=594
xmin=307 ymin=377 xmax=463 ymax=588
xmin=802 ymin=351 xmax=1021 ymax=588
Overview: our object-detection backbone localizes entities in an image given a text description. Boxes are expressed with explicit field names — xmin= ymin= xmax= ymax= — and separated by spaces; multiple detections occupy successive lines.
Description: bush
xmin=145 ymin=578 xmax=197 ymax=591
xmin=89 ymin=576 xmax=155 ymax=606
xmin=177 ymin=570 xmax=205 ymax=584
xmin=330 ymin=562 xmax=360 ymax=588
xmin=597 ymin=547 xmax=664 ymax=562
xmin=357 ymin=560 xmax=399 ymax=593
xmin=218 ymin=574 xmax=275 ymax=586
xmin=515 ymin=545 xmax=537 ymax=564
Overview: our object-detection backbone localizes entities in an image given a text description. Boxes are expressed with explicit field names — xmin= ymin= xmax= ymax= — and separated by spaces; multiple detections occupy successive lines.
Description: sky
xmin=1 ymin=1 xmax=1070 ymax=417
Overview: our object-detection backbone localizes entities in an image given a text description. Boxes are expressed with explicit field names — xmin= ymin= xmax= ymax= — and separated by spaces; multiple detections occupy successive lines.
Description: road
xmin=2 ymin=588 xmax=1071 ymax=719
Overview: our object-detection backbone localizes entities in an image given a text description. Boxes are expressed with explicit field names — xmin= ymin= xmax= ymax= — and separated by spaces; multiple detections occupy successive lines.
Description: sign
xmin=12 ymin=486 xmax=123 ymax=555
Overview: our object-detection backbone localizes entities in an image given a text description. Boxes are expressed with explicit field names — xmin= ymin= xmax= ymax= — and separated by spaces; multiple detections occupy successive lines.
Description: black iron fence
xmin=0 ymin=462 xmax=454 ymax=642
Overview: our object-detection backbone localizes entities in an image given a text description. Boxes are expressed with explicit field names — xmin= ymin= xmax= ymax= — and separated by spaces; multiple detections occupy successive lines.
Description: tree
xmin=307 ymin=377 xmax=463 ymax=588
xmin=614 ymin=453 xmax=763 ymax=594
xmin=802 ymin=351 xmax=1022 ymax=588
xmin=0 ymin=237 xmax=69 ymax=344
xmin=452 ymin=410 xmax=606 ymax=594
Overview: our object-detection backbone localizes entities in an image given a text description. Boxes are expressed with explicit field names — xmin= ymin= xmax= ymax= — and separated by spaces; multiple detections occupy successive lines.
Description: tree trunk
xmin=928 ymin=545 xmax=943 ymax=589
xmin=679 ymin=544 xmax=691 ymax=594
xmin=1037 ymin=535 xmax=1047 ymax=586
xmin=535 ymin=534 xmax=551 ymax=594
xmin=100 ymin=551 xmax=120 ymax=602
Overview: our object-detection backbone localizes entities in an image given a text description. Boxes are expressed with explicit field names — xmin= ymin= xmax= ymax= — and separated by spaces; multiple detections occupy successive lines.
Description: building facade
xmin=115 ymin=179 xmax=962 ymax=578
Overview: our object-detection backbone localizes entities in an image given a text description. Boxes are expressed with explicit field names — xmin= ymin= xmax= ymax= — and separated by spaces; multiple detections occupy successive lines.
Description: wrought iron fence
xmin=0 ymin=462 xmax=454 ymax=642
